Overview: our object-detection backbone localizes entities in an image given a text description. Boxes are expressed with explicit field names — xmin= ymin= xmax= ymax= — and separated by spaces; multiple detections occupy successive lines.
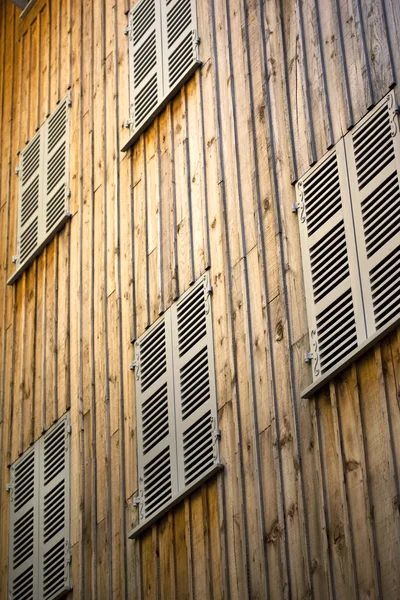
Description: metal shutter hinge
xmin=15 ymin=166 xmax=20 ymax=175
xmin=305 ymin=351 xmax=314 ymax=364
xmin=124 ymin=119 xmax=132 ymax=129
xmin=194 ymin=36 xmax=200 ymax=46
xmin=292 ymin=202 xmax=299 ymax=213
xmin=66 ymin=187 xmax=71 ymax=198
xmin=5 ymin=483 xmax=13 ymax=492
xmin=124 ymin=27 xmax=130 ymax=36
xmin=133 ymin=496 xmax=142 ymax=507
xmin=213 ymin=428 xmax=221 ymax=441
xmin=130 ymin=360 xmax=137 ymax=371
xmin=67 ymin=98 xmax=72 ymax=107
xmin=12 ymin=255 xmax=18 ymax=264
xmin=66 ymin=424 xmax=72 ymax=434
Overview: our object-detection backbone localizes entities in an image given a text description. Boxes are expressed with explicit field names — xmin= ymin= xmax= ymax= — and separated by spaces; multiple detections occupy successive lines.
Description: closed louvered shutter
xmin=171 ymin=274 xmax=219 ymax=488
xmin=296 ymin=145 xmax=366 ymax=379
xmin=8 ymin=448 xmax=40 ymax=600
xmin=43 ymin=97 xmax=70 ymax=236
xmin=17 ymin=130 xmax=43 ymax=270
xmin=129 ymin=0 xmax=163 ymax=134
xmin=345 ymin=90 xmax=400 ymax=334
xmin=160 ymin=0 xmax=199 ymax=96
xmin=38 ymin=415 xmax=71 ymax=600
xmin=135 ymin=316 xmax=178 ymax=520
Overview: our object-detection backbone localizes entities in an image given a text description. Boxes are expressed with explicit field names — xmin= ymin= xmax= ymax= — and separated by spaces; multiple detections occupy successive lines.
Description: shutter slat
xmin=172 ymin=274 xmax=219 ymax=489
xmin=296 ymin=144 xmax=366 ymax=380
xmin=345 ymin=90 xmax=400 ymax=334
xmin=38 ymin=415 xmax=71 ymax=600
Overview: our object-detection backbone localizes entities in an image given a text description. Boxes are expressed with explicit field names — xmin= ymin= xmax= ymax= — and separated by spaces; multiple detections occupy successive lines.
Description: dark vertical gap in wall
xmin=352 ymin=0 xmax=374 ymax=108
xmin=19 ymin=274 xmax=27 ymax=456
xmin=53 ymin=234 xmax=59 ymax=422
xmin=276 ymin=0 xmax=298 ymax=182
xmin=113 ymin=2 xmax=128 ymax=597
xmin=312 ymin=0 xmax=334 ymax=149
xmin=42 ymin=248 xmax=47 ymax=432
xmin=90 ymin=0 xmax=98 ymax=590
xmin=156 ymin=118 xmax=164 ymax=315
xmin=259 ymin=0 xmax=315 ymax=595
xmin=222 ymin=0 xmax=268 ymax=595
xmin=102 ymin=0 xmax=113 ymax=594
xmin=143 ymin=136 xmax=150 ymax=328
xmin=207 ymin=0 xmax=251 ymax=596
xmin=332 ymin=0 xmax=354 ymax=131
xmin=30 ymin=261 xmax=38 ymax=443
xmin=79 ymin=0 xmax=86 ymax=595
xmin=182 ymin=86 xmax=194 ymax=285
xmin=294 ymin=0 xmax=317 ymax=166
xmin=57 ymin=0 xmax=61 ymax=102
xmin=197 ymin=69 xmax=211 ymax=270
xmin=169 ymin=103 xmax=179 ymax=301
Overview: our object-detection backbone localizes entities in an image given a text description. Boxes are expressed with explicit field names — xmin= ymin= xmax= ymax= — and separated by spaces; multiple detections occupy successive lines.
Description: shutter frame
xmin=296 ymin=143 xmax=366 ymax=380
xmin=38 ymin=414 xmax=71 ymax=600
xmin=8 ymin=447 xmax=40 ymax=600
xmin=345 ymin=90 xmax=400 ymax=335
xmin=135 ymin=314 xmax=179 ymax=522
xmin=171 ymin=273 xmax=220 ymax=490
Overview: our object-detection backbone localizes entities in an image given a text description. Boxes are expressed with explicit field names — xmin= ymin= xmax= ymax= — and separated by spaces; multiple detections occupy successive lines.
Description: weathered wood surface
xmin=0 ymin=0 xmax=400 ymax=598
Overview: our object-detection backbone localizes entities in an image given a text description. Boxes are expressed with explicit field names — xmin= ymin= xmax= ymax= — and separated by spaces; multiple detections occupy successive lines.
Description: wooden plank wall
xmin=0 ymin=0 xmax=399 ymax=598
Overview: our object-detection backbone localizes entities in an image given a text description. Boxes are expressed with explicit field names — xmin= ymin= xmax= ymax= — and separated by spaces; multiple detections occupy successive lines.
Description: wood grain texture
xmin=0 ymin=0 xmax=400 ymax=598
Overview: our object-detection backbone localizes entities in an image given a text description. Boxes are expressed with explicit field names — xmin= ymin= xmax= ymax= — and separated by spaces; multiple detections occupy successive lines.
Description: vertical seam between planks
xmin=182 ymin=85 xmax=195 ymax=284
xmin=78 ymin=0 xmax=85 ymax=593
xmin=54 ymin=234 xmax=59 ymax=422
xmin=42 ymin=247 xmax=47 ymax=432
xmin=19 ymin=274 xmax=27 ymax=456
xmin=197 ymin=68 xmax=211 ymax=270
xmin=294 ymin=0 xmax=317 ymax=166
xmin=169 ymin=102 xmax=179 ymax=301
xmin=143 ymin=135 xmax=150 ymax=328
xmin=223 ymin=0 xmax=269 ymax=595
xmin=259 ymin=0 xmax=314 ymax=595
xmin=351 ymin=364 xmax=382 ymax=599
xmin=330 ymin=380 xmax=360 ymax=600
xmin=351 ymin=0 xmax=374 ymax=108
xmin=312 ymin=0 xmax=334 ymax=149
xmin=113 ymin=3 xmax=128 ymax=597
xmin=276 ymin=0 xmax=298 ymax=182
xmin=101 ymin=0 xmax=113 ymax=595
xmin=156 ymin=118 xmax=164 ymax=315
xmin=207 ymin=0 xmax=251 ymax=595
xmin=331 ymin=0 xmax=354 ymax=130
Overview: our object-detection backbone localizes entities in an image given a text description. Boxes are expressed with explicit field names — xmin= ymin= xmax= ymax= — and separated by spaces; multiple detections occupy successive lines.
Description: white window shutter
xmin=8 ymin=447 xmax=40 ymax=600
xmin=296 ymin=146 xmax=366 ymax=379
xmin=43 ymin=97 xmax=71 ymax=237
xmin=129 ymin=0 xmax=163 ymax=134
xmin=161 ymin=0 xmax=199 ymax=96
xmin=171 ymin=273 xmax=220 ymax=489
xmin=38 ymin=415 xmax=71 ymax=600
xmin=345 ymin=90 xmax=400 ymax=334
xmin=135 ymin=316 xmax=178 ymax=521
xmin=16 ymin=130 xmax=43 ymax=270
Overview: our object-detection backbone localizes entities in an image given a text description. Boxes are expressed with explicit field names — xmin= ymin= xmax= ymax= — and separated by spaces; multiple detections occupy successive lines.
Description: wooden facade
xmin=0 ymin=0 xmax=400 ymax=597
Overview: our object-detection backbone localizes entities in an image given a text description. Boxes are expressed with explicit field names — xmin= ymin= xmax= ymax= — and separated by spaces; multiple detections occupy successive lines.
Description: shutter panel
xmin=135 ymin=316 xmax=178 ymax=521
xmin=345 ymin=90 xmax=400 ymax=334
xmin=171 ymin=274 xmax=219 ymax=489
xmin=17 ymin=130 xmax=43 ymax=269
xmin=129 ymin=0 xmax=163 ymax=134
xmin=43 ymin=97 xmax=70 ymax=237
xmin=161 ymin=0 xmax=200 ymax=96
xmin=8 ymin=447 xmax=40 ymax=600
xmin=296 ymin=145 xmax=366 ymax=379
xmin=38 ymin=415 xmax=71 ymax=600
